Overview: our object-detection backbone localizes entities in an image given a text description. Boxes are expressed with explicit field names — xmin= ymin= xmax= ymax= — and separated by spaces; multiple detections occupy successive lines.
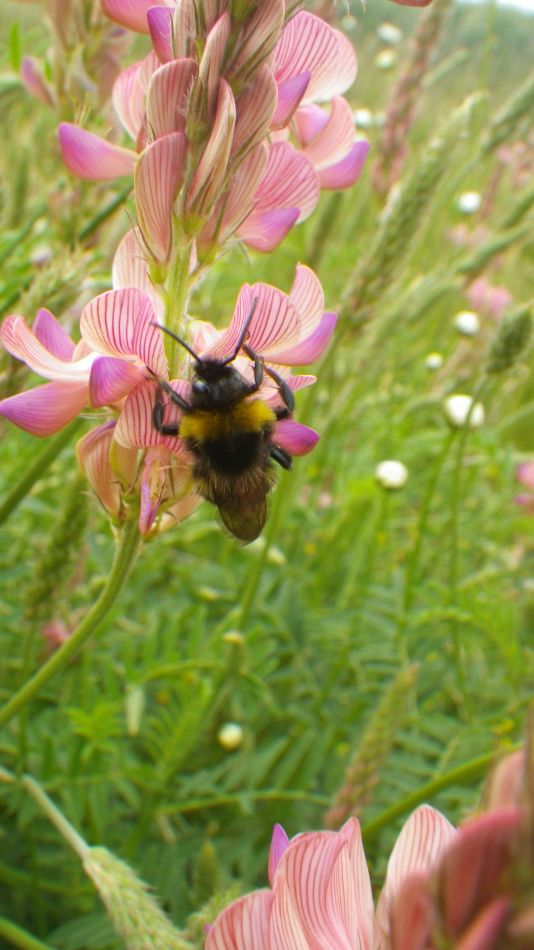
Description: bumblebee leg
xmin=242 ymin=343 xmax=264 ymax=391
xmin=271 ymin=445 xmax=292 ymax=470
xmin=152 ymin=381 xmax=188 ymax=436
xmin=264 ymin=364 xmax=295 ymax=414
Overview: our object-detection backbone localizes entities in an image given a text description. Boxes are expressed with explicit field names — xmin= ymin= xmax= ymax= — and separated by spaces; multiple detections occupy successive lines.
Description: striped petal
xmin=319 ymin=140 xmax=369 ymax=190
xmin=254 ymin=142 xmax=320 ymax=222
xmin=112 ymin=58 xmax=149 ymax=140
xmin=230 ymin=0 xmax=285 ymax=81
xmin=327 ymin=819 xmax=373 ymax=950
xmin=101 ymin=0 xmax=173 ymax=32
xmin=217 ymin=143 xmax=269 ymax=241
xmin=388 ymin=872 xmax=433 ymax=950
xmin=301 ymin=98 xmax=356 ymax=170
xmin=272 ymin=72 xmax=311 ymax=130
xmin=33 ymin=308 xmax=74 ymax=360
xmin=233 ymin=65 xmax=278 ymax=159
xmin=80 ymin=288 xmax=167 ymax=376
xmin=114 ymin=378 xmax=187 ymax=453
xmin=58 ymin=123 xmax=136 ymax=180
xmin=77 ymin=421 xmax=123 ymax=519
xmin=238 ymin=207 xmax=299 ymax=253
xmin=290 ymin=264 xmax=324 ymax=334
xmin=207 ymin=890 xmax=274 ymax=950
xmin=147 ymin=6 xmax=175 ymax=63
xmin=269 ymin=825 xmax=290 ymax=886
xmin=146 ymin=59 xmax=196 ymax=138
xmin=1 ymin=315 xmax=95 ymax=382
xmin=199 ymin=13 xmax=231 ymax=117
xmin=89 ymin=356 xmax=145 ymax=407
xmin=293 ymin=104 xmax=329 ymax=146
xmin=270 ymin=312 xmax=336 ymax=365
xmin=135 ymin=132 xmax=186 ymax=261
xmin=208 ymin=282 xmax=301 ymax=360
xmin=273 ymin=13 xmax=357 ymax=104
xmin=186 ymin=79 xmax=236 ymax=215
xmin=0 ymin=382 xmax=88 ymax=436
xmin=275 ymin=420 xmax=319 ymax=457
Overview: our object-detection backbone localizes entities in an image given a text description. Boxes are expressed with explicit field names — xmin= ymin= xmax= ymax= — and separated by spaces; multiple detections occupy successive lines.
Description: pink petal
xmin=302 ymin=98 xmax=356 ymax=170
xmin=230 ymin=0 xmax=285 ymax=82
xmin=146 ymin=59 xmax=196 ymax=138
xmin=455 ymin=897 xmax=510 ymax=950
xmin=270 ymin=830 xmax=353 ymax=949
xmin=484 ymin=750 xmax=525 ymax=811
xmin=293 ymin=104 xmax=329 ymax=146
xmin=233 ymin=65 xmax=278 ymax=159
xmin=388 ymin=871 xmax=434 ymax=950
xmin=77 ymin=421 xmax=123 ymax=519
xmin=238 ymin=207 xmax=300 ymax=253
xmin=268 ymin=825 xmax=290 ymax=886
xmin=147 ymin=6 xmax=175 ymax=62
xmin=289 ymin=264 xmax=325 ymax=334
xmin=80 ymin=288 xmax=167 ymax=376
xmin=517 ymin=461 xmax=534 ymax=490
xmin=255 ymin=142 xmax=320 ymax=222
xmin=375 ymin=805 xmax=456 ymax=945
xmin=101 ymin=0 xmax=172 ymax=32
xmin=58 ymin=124 xmax=136 ymax=180
xmin=135 ymin=132 xmax=186 ymax=261
xmin=1 ymin=315 xmax=95 ymax=382
xmin=327 ymin=819 xmax=373 ymax=950
xmin=319 ymin=140 xmax=369 ymax=190
xmin=33 ymin=308 xmax=75 ymax=360
xmin=186 ymin=79 xmax=236 ymax=215
xmin=199 ymin=13 xmax=231 ymax=117
xmin=270 ymin=311 xmax=336 ymax=365
xmin=89 ymin=356 xmax=145 ymax=407
xmin=112 ymin=58 xmax=150 ymax=140
xmin=114 ymin=378 xmax=188 ymax=453
xmin=273 ymin=14 xmax=357 ymax=105
xmin=207 ymin=890 xmax=274 ymax=950
xmin=21 ymin=56 xmax=54 ymax=108
xmin=272 ymin=73 xmax=311 ymax=129
xmin=217 ymin=143 xmax=269 ymax=241
xmin=0 ymin=382 xmax=88 ymax=436
xmin=275 ymin=420 xmax=319 ymax=457
xmin=111 ymin=228 xmax=163 ymax=314
xmin=208 ymin=282 xmax=301 ymax=360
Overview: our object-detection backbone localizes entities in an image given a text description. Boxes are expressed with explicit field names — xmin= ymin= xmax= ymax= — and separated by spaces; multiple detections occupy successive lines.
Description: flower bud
xmin=218 ymin=722 xmax=244 ymax=750
xmin=454 ymin=310 xmax=480 ymax=336
xmin=444 ymin=394 xmax=485 ymax=429
xmin=375 ymin=459 xmax=409 ymax=489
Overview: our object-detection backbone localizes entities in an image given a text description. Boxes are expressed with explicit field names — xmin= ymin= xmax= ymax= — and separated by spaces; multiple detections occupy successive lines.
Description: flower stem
xmin=0 ymin=518 xmax=141 ymax=731
xmin=0 ymin=418 xmax=83 ymax=527
xmin=165 ymin=233 xmax=193 ymax=377
xmin=0 ymin=916 xmax=56 ymax=950
xmin=361 ymin=744 xmax=518 ymax=844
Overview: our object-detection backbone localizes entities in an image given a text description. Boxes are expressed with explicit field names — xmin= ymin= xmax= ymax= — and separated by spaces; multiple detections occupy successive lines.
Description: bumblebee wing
xmin=218 ymin=494 xmax=267 ymax=543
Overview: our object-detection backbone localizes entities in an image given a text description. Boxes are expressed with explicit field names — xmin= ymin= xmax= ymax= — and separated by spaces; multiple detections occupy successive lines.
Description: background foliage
xmin=1 ymin=0 xmax=534 ymax=946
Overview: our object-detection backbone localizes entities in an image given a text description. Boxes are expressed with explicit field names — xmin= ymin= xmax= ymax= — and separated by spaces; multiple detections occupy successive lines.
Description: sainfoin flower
xmin=0 ymin=266 xmax=332 ymax=535
xmin=206 ymin=805 xmax=456 ymax=948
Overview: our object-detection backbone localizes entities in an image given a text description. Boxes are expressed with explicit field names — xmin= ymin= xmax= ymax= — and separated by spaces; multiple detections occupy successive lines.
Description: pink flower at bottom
xmin=206 ymin=805 xmax=456 ymax=949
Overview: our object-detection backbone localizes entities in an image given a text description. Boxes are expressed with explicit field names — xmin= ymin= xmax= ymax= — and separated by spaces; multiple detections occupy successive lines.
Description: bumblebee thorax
xmin=190 ymin=360 xmax=248 ymax=410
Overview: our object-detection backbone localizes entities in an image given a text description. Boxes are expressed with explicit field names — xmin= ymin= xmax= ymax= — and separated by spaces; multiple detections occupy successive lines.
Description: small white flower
xmin=457 ymin=191 xmax=482 ymax=214
xmin=218 ymin=722 xmax=244 ymax=750
xmin=454 ymin=310 xmax=480 ymax=336
xmin=377 ymin=22 xmax=403 ymax=45
xmin=354 ymin=108 xmax=373 ymax=130
xmin=375 ymin=50 xmax=397 ymax=71
xmin=375 ymin=460 xmax=409 ymax=490
xmin=444 ymin=394 xmax=485 ymax=429
xmin=425 ymin=352 xmax=444 ymax=370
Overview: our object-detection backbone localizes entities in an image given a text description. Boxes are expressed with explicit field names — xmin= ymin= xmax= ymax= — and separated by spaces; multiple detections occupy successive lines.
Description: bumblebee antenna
xmin=151 ymin=323 xmax=200 ymax=361
xmin=222 ymin=296 xmax=258 ymax=365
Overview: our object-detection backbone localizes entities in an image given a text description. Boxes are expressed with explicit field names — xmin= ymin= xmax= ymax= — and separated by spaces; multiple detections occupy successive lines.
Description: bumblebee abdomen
xmin=180 ymin=399 xmax=276 ymax=477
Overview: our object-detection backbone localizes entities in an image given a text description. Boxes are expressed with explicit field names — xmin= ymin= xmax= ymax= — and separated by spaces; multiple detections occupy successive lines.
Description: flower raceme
xmin=0 ymin=265 xmax=333 ymax=535
xmin=59 ymin=3 xmax=368 ymax=260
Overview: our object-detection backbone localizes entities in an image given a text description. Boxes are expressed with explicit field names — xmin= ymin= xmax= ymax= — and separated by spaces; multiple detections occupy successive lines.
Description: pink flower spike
xmin=135 ymin=132 xmax=186 ymax=261
xmin=268 ymin=825 xmax=290 ymax=886
xmin=147 ymin=6 xmax=175 ymax=63
xmin=58 ymin=124 xmax=137 ymax=180
xmin=0 ymin=382 xmax=88 ymax=436
xmin=271 ymin=73 xmax=311 ymax=130
xmin=33 ymin=308 xmax=75 ymax=360
xmin=146 ymin=59 xmax=196 ymax=139
xmin=101 ymin=0 xmax=173 ymax=32
xmin=319 ymin=141 xmax=369 ymax=190
xmin=206 ymin=890 xmax=274 ymax=950
xmin=275 ymin=420 xmax=319 ymax=457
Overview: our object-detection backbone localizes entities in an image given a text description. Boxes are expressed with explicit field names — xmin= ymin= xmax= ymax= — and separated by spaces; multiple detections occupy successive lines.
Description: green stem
xmin=0 ymin=917 xmax=56 ymax=950
xmin=0 ymin=518 xmax=141 ymax=731
xmin=0 ymin=419 xmax=83 ymax=527
xmin=165 ymin=237 xmax=193 ymax=377
xmin=79 ymin=184 xmax=132 ymax=241
xmin=20 ymin=774 xmax=89 ymax=858
xmin=361 ymin=745 xmax=518 ymax=844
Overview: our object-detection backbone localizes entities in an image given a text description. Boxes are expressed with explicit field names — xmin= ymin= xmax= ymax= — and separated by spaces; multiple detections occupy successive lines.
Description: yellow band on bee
xmin=180 ymin=399 xmax=276 ymax=441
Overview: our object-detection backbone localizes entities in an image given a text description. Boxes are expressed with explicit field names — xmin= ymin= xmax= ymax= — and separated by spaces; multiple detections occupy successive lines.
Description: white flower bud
xmin=454 ymin=310 xmax=480 ymax=336
xmin=354 ymin=108 xmax=373 ymax=130
xmin=425 ymin=351 xmax=444 ymax=370
xmin=218 ymin=722 xmax=244 ymax=750
xmin=377 ymin=22 xmax=403 ymax=45
xmin=457 ymin=191 xmax=481 ymax=214
xmin=375 ymin=460 xmax=409 ymax=490
xmin=444 ymin=394 xmax=485 ymax=429
xmin=375 ymin=50 xmax=397 ymax=71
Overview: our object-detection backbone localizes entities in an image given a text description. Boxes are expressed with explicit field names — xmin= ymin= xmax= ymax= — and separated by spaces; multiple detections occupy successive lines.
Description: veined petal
xmin=81 ymin=288 xmax=167 ymax=376
xmin=114 ymin=378 xmax=188 ymax=453
xmin=271 ymin=830 xmax=353 ymax=949
xmin=327 ymin=819 xmax=373 ymax=950
xmin=293 ymin=104 xmax=329 ymax=147
xmin=273 ymin=13 xmax=356 ymax=104
xmin=388 ymin=871 xmax=433 ymax=950
xmin=301 ymin=98 xmax=356 ymax=170
xmin=199 ymin=13 xmax=231 ymax=117
xmin=375 ymin=806 xmax=456 ymax=945
xmin=0 ymin=382 xmax=88 ymax=436
xmin=290 ymin=264 xmax=324 ymax=333
xmin=2 ymin=315 xmax=95 ymax=382
xmin=112 ymin=228 xmax=164 ymax=314
xmin=77 ymin=421 xmax=123 ymax=519
xmin=187 ymin=79 xmax=236 ymax=214
xmin=147 ymin=5 xmax=175 ymax=62
xmin=58 ymin=124 xmax=136 ymax=180
xmin=89 ymin=356 xmax=145 ymax=407
xmin=269 ymin=825 xmax=290 ymax=886
xmin=255 ymin=142 xmax=320 ymax=222
xmin=270 ymin=312 xmax=336 ymax=365
xmin=319 ymin=140 xmax=369 ymax=190
xmin=238 ymin=207 xmax=299 ymax=253
xmin=219 ymin=143 xmax=269 ymax=240
xmin=230 ymin=0 xmax=285 ymax=81
xmin=112 ymin=58 xmax=149 ymax=140
xmin=207 ymin=890 xmax=274 ymax=950
xmin=209 ymin=282 xmax=301 ymax=360
xmin=275 ymin=420 xmax=319 ymax=457
xmin=272 ymin=72 xmax=311 ymax=129
xmin=33 ymin=308 xmax=74 ymax=360
xmin=233 ymin=65 xmax=278 ymax=159
xmin=101 ymin=0 xmax=173 ymax=32
xmin=146 ymin=59 xmax=196 ymax=138
xmin=135 ymin=131 xmax=186 ymax=261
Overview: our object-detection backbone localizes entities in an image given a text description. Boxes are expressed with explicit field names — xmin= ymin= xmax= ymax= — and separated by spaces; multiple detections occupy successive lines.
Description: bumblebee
xmin=152 ymin=301 xmax=295 ymax=542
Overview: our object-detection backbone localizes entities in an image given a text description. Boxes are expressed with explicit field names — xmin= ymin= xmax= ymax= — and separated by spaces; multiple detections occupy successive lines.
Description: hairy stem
xmin=0 ymin=916 xmax=56 ymax=950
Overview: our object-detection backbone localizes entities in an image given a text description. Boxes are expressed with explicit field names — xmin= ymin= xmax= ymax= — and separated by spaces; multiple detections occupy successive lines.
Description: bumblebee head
xmin=191 ymin=359 xmax=249 ymax=409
